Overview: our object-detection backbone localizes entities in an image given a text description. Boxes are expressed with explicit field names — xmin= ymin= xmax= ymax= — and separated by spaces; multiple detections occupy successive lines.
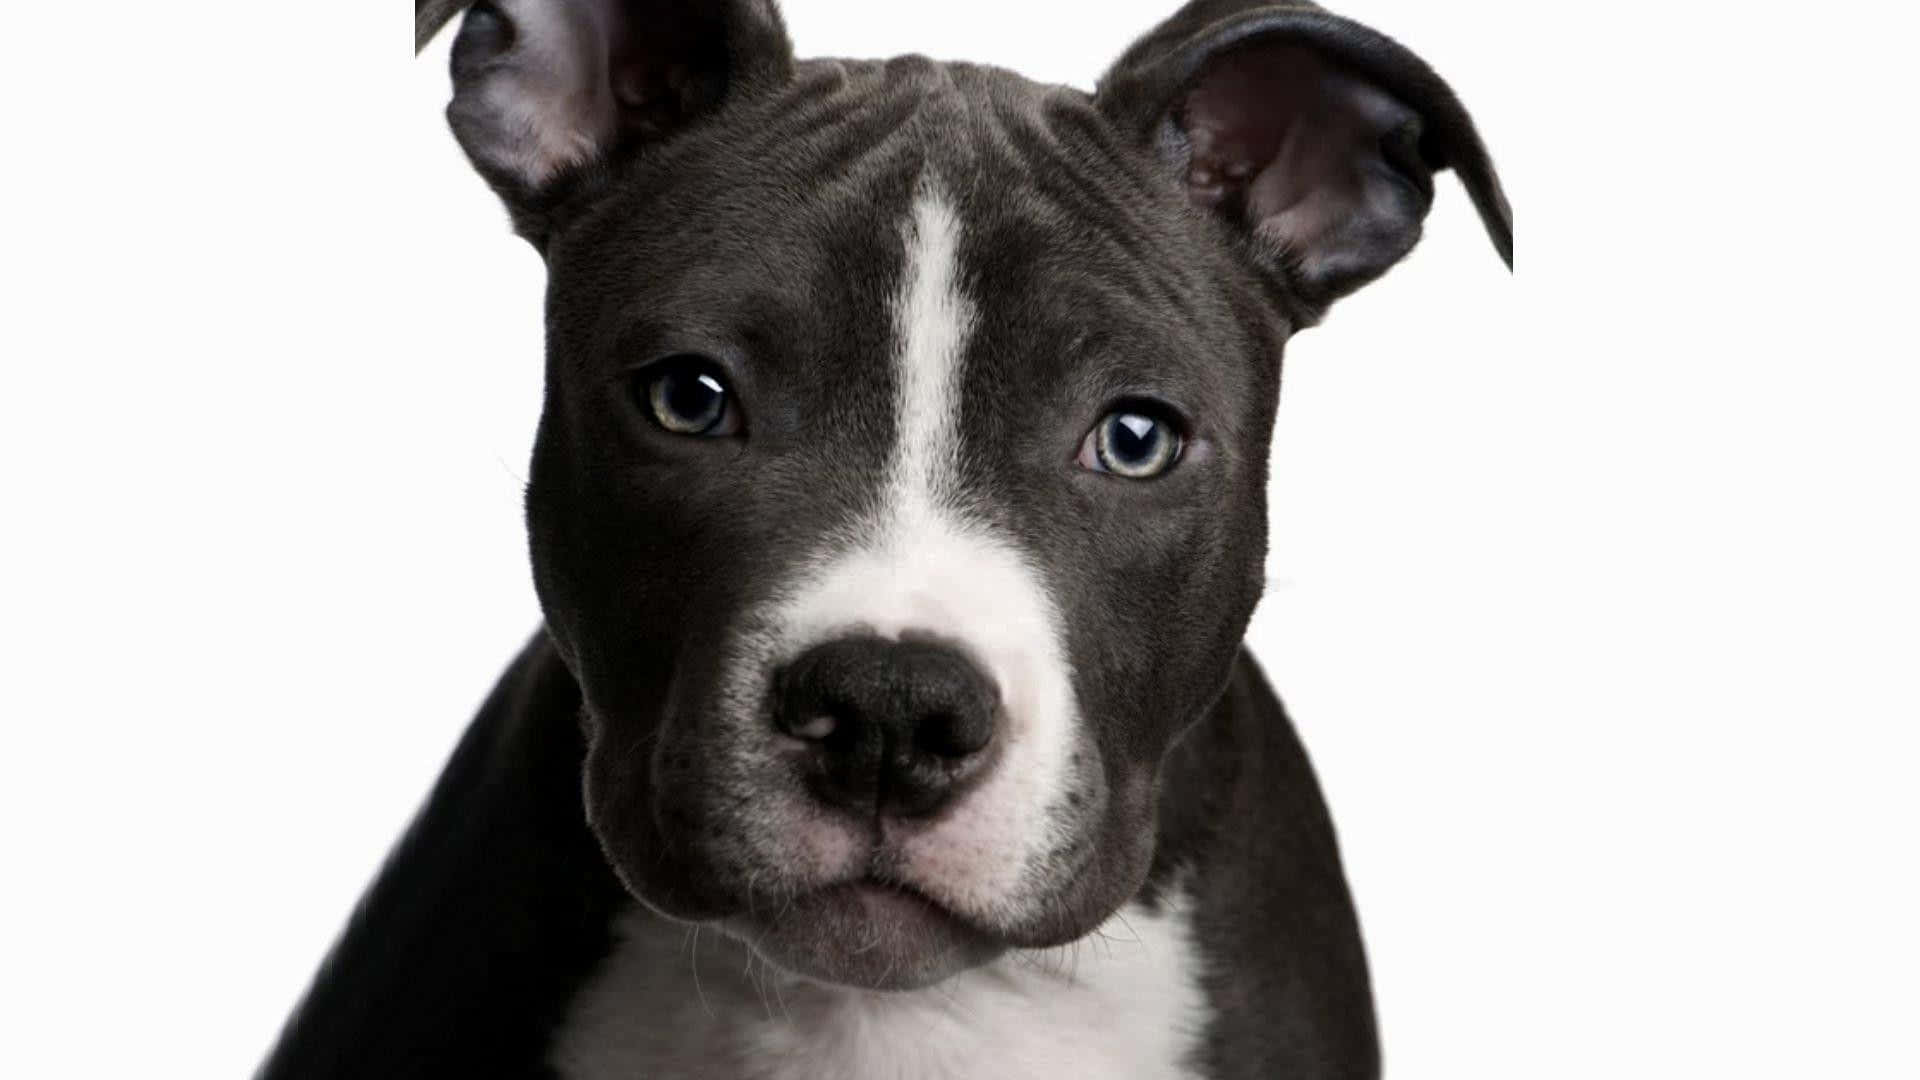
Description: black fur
xmin=258 ymin=637 xmax=623 ymax=1078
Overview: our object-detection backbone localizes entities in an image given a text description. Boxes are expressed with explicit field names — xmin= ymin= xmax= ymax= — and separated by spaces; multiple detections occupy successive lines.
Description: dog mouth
xmin=723 ymin=873 xmax=1005 ymax=991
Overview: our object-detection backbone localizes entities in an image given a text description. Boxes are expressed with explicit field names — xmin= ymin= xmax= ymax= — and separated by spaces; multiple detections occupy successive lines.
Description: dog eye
xmin=1078 ymin=406 xmax=1183 ymax=479
xmin=635 ymin=356 xmax=738 ymax=436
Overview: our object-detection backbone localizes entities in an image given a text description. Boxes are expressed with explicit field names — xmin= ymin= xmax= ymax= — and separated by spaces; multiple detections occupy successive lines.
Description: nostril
xmin=774 ymin=652 xmax=858 ymax=744
xmin=918 ymin=712 xmax=962 ymax=757
xmin=917 ymin=707 xmax=994 ymax=759
xmin=778 ymin=692 xmax=860 ymax=748
xmin=787 ymin=711 xmax=837 ymax=741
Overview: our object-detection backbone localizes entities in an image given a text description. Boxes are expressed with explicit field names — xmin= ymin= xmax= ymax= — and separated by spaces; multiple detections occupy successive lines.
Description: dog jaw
xmin=552 ymin=888 xmax=1209 ymax=1080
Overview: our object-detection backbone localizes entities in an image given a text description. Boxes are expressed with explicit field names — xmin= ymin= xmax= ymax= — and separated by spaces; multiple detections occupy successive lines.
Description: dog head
xmin=422 ymin=0 xmax=1508 ymax=990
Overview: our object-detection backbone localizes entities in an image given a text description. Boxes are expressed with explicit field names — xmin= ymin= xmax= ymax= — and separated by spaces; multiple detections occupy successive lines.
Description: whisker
xmin=689 ymin=925 xmax=713 ymax=1019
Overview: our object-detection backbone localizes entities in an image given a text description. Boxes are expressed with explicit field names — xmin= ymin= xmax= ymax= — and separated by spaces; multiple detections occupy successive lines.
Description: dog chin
xmin=724 ymin=880 xmax=1006 ymax=991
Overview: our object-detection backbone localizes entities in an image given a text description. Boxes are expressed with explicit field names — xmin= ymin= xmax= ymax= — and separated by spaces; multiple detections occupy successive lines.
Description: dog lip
xmin=845 ymin=874 xmax=952 ymax=915
xmin=729 ymin=872 xmax=1004 ymax=990
xmin=829 ymin=874 xmax=1001 ymax=947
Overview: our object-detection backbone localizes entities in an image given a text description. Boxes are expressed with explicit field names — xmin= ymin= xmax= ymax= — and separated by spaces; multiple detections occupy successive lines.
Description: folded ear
xmin=1096 ymin=1 xmax=1510 ymax=319
xmin=416 ymin=0 xmax=793 ymax=241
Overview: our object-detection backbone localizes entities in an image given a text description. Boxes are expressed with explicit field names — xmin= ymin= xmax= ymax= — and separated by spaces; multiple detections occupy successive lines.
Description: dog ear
xmin=416 ymin=0 xmax=793 ymax=242
xmin=1096 ymin=1 xmax=1510 ymax=321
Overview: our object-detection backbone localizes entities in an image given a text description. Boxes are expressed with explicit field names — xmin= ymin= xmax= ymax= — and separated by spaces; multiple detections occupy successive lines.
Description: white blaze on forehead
xmin=890 ymin=186 xmax=972 ymax=512
xmin=752 ymin=183 xmax=1084 ymax=920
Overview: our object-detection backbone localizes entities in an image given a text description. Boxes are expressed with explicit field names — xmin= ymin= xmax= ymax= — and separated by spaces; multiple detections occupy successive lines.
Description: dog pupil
xmin=1112 ymin=413 xmax=1158 ymax=463
xmin=666 ymin=370 xmax=722 ymax=425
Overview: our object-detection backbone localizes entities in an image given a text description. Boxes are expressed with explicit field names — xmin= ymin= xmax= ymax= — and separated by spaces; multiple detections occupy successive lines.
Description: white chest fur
xmin=550 ymin=893 xmax=1209 ymax=1080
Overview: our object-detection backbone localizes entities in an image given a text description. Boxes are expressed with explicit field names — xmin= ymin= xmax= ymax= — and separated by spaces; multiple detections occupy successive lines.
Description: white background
xmin=3 ymin=1 xmax=1915 ymax=1076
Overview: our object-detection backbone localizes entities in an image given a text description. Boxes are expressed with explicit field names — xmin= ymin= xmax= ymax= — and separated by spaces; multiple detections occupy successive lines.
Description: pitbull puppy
xmin=261 ymin=1 xmax=1509 ymax=1076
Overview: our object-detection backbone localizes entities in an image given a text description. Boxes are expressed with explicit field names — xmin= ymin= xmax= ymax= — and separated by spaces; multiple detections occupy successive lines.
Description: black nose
xmin=776 ymin=636 xmax=999 ymax=819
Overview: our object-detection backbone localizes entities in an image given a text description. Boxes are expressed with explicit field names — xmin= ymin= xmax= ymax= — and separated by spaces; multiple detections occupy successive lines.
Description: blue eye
xmin=639 ymin=356 xmax=735 ymax=436
xmin=1082 ymin=407 xmax=1182 ymax=478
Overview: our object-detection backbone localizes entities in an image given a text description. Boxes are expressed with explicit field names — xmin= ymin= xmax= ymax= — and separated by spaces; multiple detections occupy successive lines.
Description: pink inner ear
xmin=1180 ymin=42 xmax=1426 ymax=292
xmin=449 ymin=0 xmax=765 ymax=193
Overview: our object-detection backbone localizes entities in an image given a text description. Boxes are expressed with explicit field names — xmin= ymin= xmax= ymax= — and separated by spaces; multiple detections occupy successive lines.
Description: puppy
xmin=261 ymin=2 xmax=1509 ymax=1076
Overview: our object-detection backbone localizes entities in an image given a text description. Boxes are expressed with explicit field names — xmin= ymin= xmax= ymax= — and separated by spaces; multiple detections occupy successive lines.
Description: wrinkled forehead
xmin=545 ymin=56 xmax=1265 ymax=408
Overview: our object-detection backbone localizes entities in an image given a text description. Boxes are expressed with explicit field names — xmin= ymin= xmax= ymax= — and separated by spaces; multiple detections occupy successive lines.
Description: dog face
xmin=430 ymin=0 xmax=1508 ymax=990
